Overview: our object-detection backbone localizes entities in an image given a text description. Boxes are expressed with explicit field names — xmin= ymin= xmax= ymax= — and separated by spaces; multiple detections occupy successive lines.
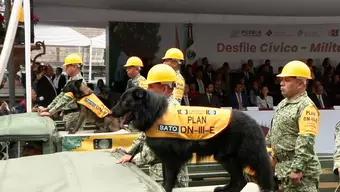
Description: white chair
xmin=240 ymin=182 xmax=260 ymax=192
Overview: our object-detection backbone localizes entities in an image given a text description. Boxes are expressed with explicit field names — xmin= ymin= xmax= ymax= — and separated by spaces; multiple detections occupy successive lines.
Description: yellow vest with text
xmin=146 ymin=106 xmax=231 ymax=140
xmin=72 ymin=93 xmax=111 ymax=118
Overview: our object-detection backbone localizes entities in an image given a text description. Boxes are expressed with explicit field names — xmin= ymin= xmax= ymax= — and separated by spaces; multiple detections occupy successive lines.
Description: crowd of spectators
xmin=181 ymin=57 xmax=340 ymax=110
xmin=1 ymin=57 xmax=339 ymax=115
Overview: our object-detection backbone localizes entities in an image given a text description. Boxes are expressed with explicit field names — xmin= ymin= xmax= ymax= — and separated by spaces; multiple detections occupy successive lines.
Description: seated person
xmin=256 ymin=86 xmax=273 ymax=110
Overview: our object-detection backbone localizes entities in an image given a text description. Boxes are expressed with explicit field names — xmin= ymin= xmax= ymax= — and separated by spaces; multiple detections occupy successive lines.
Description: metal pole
xmin=7 ymin=49 xmax=14 ymax=107
xmin=24 ymin=0 xmax=32 ymax=112
xmin=0 ymin=0 xmax=22 ymax=84
xmin=17 ymin=141 xmax=20 ymax=158
xmin=89 ymin=42 xmax=93 ymax=82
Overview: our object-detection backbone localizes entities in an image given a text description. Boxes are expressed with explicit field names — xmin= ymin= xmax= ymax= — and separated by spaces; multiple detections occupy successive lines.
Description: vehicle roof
xmin=0 ymin=151 xmax=164 ymax=192
xmin=0 ymin=112 xmax=55 ymax=137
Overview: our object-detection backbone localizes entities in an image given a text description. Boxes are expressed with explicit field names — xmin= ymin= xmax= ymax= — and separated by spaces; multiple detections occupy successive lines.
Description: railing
xmin=140 ymin=155 xmax=338 ymax=192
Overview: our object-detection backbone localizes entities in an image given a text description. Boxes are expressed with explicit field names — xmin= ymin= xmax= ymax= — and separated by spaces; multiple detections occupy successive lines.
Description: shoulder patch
xmin=298 ymin=105 xmax=320 ymax=136
xmin=174 ymin=74 xmax=185 ymax=101
xmin=138 ymin=80 xmax=148 ymax=90
xmin=64 ymin=92 xmax=74 ymax=98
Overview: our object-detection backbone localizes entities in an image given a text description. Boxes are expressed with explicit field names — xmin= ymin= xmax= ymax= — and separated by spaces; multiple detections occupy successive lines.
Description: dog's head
xmin=62 ymin=79 xmax=92 ymax=99
xmin=111 ymin=87 xmax=147 ymax=124
xmin=111 ymin=87 xmax=168 ymax=131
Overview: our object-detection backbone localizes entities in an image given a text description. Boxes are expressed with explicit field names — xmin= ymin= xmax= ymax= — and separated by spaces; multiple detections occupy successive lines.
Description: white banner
xmin=156 ymin=23 xmax=340 ymax=71
xmin=244 ymin=109 xmax=340 ymax=154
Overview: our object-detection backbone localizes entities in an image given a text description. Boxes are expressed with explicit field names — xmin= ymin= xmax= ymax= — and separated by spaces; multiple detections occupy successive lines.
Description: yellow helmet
xmin=277 ymin=60 xmax=312 ymax=79
xmin=18 ymin=5 xmax=24 ymax=22
xmin=124 ymin=56 xmax=143 ymax=67
xmin=162 ymin=48 xmax=184 ymax=61
xmin=146 ymin=64 xmax=176 ymax=84
xmin=64 ymin=53 xmax=83 ymax=66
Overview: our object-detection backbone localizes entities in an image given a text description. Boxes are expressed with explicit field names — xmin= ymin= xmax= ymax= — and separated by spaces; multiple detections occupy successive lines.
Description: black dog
xmin=111 ymin=87 xmax=274 ymax=192
xmin=62 ymin=79 xmax=120 ymax=134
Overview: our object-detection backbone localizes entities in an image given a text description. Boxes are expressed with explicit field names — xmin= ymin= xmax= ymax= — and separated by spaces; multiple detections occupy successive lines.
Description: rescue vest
xmin=76 ymin=93 xmax=111 ymax=118
xmin=146 ymin=106 xmax=232 ymax=140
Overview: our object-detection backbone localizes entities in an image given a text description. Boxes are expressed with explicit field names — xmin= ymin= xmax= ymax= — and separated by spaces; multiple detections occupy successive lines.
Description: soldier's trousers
xmin=63 ymin=112 xmax=84 ymax=131
xmin=134 ymin=143 xmax=189 ymax=187
xmin=148 ymin=163 xmax=189 ymax=188
xmin=280 ymin=177 xmax=319 ymax=192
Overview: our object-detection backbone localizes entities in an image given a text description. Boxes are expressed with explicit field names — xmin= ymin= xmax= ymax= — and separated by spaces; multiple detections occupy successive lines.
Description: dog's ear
xmin=133 ymin=88 xmax=146 ymax=100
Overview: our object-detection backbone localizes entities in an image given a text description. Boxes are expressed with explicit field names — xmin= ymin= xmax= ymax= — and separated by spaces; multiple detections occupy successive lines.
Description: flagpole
xmin=175 ymin=25 xmax=180 ymax=49
xmin=89 ymin=41 xmax=93 ymax=82
xmin=0 ymin=0 xmax=22 ymax=84
xmin=24 ymin=0 xmax=32 ymax=112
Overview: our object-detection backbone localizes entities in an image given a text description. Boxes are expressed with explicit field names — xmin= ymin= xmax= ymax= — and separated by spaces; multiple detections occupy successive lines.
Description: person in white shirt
xmin=256 ymin=86 xmax=273 ymax=109
xmin=52 ymin=67 xmax=67 ymax=94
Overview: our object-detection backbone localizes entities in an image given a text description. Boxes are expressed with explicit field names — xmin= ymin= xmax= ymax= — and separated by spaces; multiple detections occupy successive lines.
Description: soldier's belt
xmin=63 ymin=109 xmax=79 ymax=115
xmin=278 ymin=176 xmax=317 ymax=185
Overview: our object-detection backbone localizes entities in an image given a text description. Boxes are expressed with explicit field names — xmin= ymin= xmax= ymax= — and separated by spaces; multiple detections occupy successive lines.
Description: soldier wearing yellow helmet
xmin=39 ymin=53 xmax=86 ymax=131
xmin=63 ymin=53 xmax=84 ymax=81
xmin=145 ymin=64 xmax=178 ymax=104
xmin=162 ymin=48 xmax=186 ymax=103
xmin=268 ymin=60 xmax=321 ymax=191
xmin=124 ymin=56 xmax=147 ymax=90
xmin=118 ymin=64 xmax=189 ymax=187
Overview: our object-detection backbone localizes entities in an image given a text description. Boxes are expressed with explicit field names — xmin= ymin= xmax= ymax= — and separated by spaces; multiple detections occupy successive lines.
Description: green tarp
xmin=0 ymin=151 xmax=165 ymax=192
xmin=0 ymin=112 xmax=55 ymax=136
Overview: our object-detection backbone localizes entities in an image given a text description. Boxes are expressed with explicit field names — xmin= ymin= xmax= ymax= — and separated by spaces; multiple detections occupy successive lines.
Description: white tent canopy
xmin=35 ymin=0 xmax=340 ymax=27
xmin=90 ymin=33 xmax=106 ymax=49
xmin=35 ymin=24 xmax=91 ymax=46
xmin=34 ymin=25 xmax=106 ymax=81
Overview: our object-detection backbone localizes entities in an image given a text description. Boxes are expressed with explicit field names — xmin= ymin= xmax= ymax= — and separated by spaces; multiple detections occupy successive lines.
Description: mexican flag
xmin=185 ymin=23 xmax=196 ymax=64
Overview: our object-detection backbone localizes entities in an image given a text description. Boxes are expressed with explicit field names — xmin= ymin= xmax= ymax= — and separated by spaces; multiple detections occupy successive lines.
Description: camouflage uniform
xmin=173 ymin=71 xmax=185 ymax=103
xmin=333 ymin=122 xmax=340 ymax=174
xmin=130 ymin=96 xmax=189 ymax=187
xmin=268 ymin=92 xmax=321 ymax=192
xmin=126 ymin=74 xmax=146 ymax=90
xmin=47 ymin=73 xmax=85 ymax=131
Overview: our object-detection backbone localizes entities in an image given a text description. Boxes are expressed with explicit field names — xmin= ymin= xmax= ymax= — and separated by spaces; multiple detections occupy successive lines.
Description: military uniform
xmin=333 ymin=122 xmax=340 ymax=174
xmin=47 ymin=73 xmax=85 ymax=131
xmin=129 ymin=96 xmax=189 ymax=187
xmin=173 ymin=71 xmax=185 ymax=103
xmin=268 ymin=92 xmax=321 ymax=192
xmin=126 ymin=74 xmax=146 ymax=90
